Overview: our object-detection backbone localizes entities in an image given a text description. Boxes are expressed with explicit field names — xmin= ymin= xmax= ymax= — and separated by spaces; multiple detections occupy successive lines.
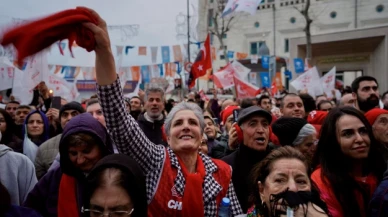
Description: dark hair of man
xmin=299 ymin=93 xmax=316 ymax=114
xmin=382 ymin=91 xmax=388 ymax=100
xmin=5 ymin=101 xmax=20 ymax=109
xmin=86 ymin=99 xmax=99 ymax=108
xmin=317 ymin=100 xmax=332 ymax=110
xmin=312 ymin=106 xmax=385 ymax=217
xmin=240 ymin=98 xmax=255 ymax=109
xmin=279 ymin=93 xmax=299 ymax=108
xmin=16 ymin=105 xmax=32 ymax=110
xmin=351 ymin=76 xmax=378 ymax=93
xmin=258 ymin=95 xmax=270 ymax=106
xmin=130 ymin=96 xmax=143 ymax=105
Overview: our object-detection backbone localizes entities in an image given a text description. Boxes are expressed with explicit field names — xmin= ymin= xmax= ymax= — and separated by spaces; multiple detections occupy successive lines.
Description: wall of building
xmin=202 ymin=0 xmax=388 ymax=91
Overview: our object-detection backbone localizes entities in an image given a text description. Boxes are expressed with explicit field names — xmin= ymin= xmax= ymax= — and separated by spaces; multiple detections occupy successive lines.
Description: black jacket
xmin=222 ymin=143 xmax=276 ymax=212
xmin=137 ymin=113 xmax=166 ymax=147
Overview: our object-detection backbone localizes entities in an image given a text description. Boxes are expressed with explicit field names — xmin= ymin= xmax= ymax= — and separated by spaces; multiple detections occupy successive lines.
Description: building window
xmin=284 ymin=38 xmax=289 ymax=53
xmin=222 ymin=33 xmax=227 ymax=39
xmin=290 ymin=17 xmax=296 ymax=23
xmin=376 ymin=4 xmax=384 ymax=13
xmin=330 ymin=11 xmax=337 ymax=19
xmin=254 ymin=22 xmax=260 ymax=28
xmin=250 ymin=41 xmax=265 ymax=55
xmin=208 ymin=9 xmax=214 ymax=27
xmin=220 ymin=55 xmax=225 ymax=60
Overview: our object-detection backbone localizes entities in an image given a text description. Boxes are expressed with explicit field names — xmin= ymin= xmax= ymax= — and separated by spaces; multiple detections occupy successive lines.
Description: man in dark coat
xmin=222 ymin=106 xmax=276 ymax=212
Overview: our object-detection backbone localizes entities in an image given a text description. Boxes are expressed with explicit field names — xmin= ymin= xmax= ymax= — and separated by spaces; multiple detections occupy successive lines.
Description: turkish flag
xmin=233 ymin=75 xmax=260 ymax=98
xmin=188 ymin=34 xmax=212 ymax=88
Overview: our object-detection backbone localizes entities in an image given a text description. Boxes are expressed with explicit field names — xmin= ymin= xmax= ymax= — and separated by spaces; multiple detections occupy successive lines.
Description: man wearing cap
xmin=365 ymin=108 xmax=388 ymax=161
xmin=212 ymin=105 xmax=240 ymax=159
xmin=222 ymin=106 xmax=276 ymax=212
xmin=34 ymin=102 xmax=85 ymax=179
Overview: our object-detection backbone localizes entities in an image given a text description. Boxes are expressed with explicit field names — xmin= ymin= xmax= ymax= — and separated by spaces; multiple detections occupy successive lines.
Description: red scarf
xmin=0 ymin=8 xmax=97 ymax=66
xmin=178 ymin=155 xmax=206 ymax=217
xmin=58 ymin=174 xmax=79 ymax=217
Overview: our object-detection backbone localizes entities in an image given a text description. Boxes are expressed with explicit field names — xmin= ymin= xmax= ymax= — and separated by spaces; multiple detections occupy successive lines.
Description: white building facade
xmin=199 ymin=0 xmax=388 ymax=92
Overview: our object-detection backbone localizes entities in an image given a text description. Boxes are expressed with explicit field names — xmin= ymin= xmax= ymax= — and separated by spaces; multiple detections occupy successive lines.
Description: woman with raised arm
xmin=82 ymin=7 xmax=242 ymax=217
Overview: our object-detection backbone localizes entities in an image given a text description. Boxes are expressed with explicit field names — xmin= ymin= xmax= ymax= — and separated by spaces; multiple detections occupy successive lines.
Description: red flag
xmin=233 ymin=75 xmax=260 ymax=98
xmin=188 ymin=34 xmax=212 ymax=88
xmin=271 ymin=81 xmax=278 ymax=96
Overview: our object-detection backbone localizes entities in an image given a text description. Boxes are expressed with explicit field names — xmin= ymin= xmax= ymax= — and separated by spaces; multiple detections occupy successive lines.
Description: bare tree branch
xmin=225 ymin=16 xmax=234 ymax=32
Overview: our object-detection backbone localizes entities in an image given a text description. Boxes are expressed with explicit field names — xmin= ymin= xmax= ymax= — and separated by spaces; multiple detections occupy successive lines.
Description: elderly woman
xmin=272 ymin=117 xmax=317 ymax=166
xmin=247 ymin=146 xmax=329 ymax=217
xmin=82 ymin=7 xmax=242 ymax=217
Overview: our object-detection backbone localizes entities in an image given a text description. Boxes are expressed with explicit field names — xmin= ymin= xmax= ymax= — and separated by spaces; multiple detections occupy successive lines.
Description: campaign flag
xmin=211 ymin=47 xmax=217 ymax=60
xmin=227 ymin=51 xmax=234 ymax=60
xmin=231 ymin=60 xmax=250 ymax=80
xmin=116 ymin=46 xmax=124 ymax=56
xmin=248 ymin=72 xmax=257 ymax=86
xmin=125 ymin=46 xmax=135 ymax=55
xmin=290 ymin=66 xmax=323 ymax=96
xmin=130 ymin=66 xmax=141 ymax=81
xmin=151 ymin=46 xmax=158 ymax=63
xmin=222 ymin=0 xmax=264 ymax=17
xmin=233 ymin=74 xmax=260 ymax=98
xmin=138 ymin=46 xmax=147 ymax=56
xmin=173 ymin=45 xmax=183 ymax=62
xmin=141 ymin=65 xmax=151 ymax=83
xmin=261 ymin=56 xmax=269 ymax=69
xmin=294 ymin=58 xmax=304 ymax=73
xmin=213 ymin=63 xmax=235 ymax=89
xmin=165 ymin=63 xmax=172 ymax=77
xmin=45 ymin=75 xmax=79 ymax=102
xmin=260 ymin=72 xmax=270 ymax=88
xmin=284 ymin=70 xmax=292 ymax=80
xmin=320 ymin=66 xmax=336 ymax=98
xmin=188 ymin=34 xmax=212 ymax=88
xmin=158 ymin=64 xmax=164 ymax=76
xmin=0 ymin=57 xmax=15 ymax=91
xmin=151 ymin=65 xmax=161 ymax=78
xmin=161 ymin=46 xmax=170 ymax=63
xmin=236 ymin=52 xmax=248 ymax=60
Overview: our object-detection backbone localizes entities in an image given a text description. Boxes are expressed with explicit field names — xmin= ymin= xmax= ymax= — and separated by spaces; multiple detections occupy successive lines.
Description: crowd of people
xmin=1 ymin=7 xmax=388 ymax=217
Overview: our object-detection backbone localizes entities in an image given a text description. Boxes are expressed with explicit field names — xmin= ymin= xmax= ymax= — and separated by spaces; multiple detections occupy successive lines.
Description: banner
xmin=251 ymin=55 xmax=258 ymax=64
xmin=161 ymin=46 xmax=170 ymax=63
xmin=130 ymin=66 xmax=141 ymax=81
xmin=234 ymin=75 xmax=260 ymax=99
xmin=138 ymin=46 xmax=147 ymax=56
xmin=236 ymin=52 xmax=248 ymax=60
xmin=320 ymin=66 xmax=336 ymax=98
xmin=211 ymin=47 xmax=216 ymax=60
xmin=151 ymin=46 xmax=158 ymax=63
xmin=260 ymin=72 xmax=270 ymax=88
xmin=140 ymin=65 xmax=151 ymax=83
xmin=294 ymin=58 xmax=304 ymax=73
xmin=290 ymin=66 xmax=323 ymax=97
xmin=261 ymin=56 xmax=269 ymax=69
xmin=45 ymin=74 xmax=79 ymax=102
xmin=227 ymin=51 xmax=234 ymax=60
xmin=173 ymin=45 xmax=183 ymax=62
xmin=125 ymin=46 xmax=135 ymax=55
xmin=0 ymin=57 xmax=15 ymax=91
xmin=248 ymin=72 xmax=257 ymax=86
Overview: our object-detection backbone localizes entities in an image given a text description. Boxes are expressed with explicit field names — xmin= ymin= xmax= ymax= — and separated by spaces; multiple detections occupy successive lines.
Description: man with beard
xmin=351 ymin=76 xmax=380 ymax=113
xmin=137 ymin=85 xmax=166 ymax=146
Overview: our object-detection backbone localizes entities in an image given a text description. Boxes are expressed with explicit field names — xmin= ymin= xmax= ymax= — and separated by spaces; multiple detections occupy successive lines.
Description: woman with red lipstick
xmin=311 ymin=107 xmax=385 ymax=217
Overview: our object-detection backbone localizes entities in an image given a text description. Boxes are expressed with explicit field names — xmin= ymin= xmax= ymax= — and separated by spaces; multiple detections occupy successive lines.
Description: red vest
xmin=148 ymin=150 xmax=231 ymax=216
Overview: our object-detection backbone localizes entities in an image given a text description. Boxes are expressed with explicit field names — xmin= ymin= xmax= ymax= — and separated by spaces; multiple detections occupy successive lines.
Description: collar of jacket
xmin=144 ymin=112 xmax=164 ymax=123
xmin=167 ymin=147 xmax=222 ymax=204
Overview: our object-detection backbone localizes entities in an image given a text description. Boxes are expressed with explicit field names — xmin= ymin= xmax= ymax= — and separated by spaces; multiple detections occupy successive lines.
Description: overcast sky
xmin=0 ymin=0 xmax=200 ymax=66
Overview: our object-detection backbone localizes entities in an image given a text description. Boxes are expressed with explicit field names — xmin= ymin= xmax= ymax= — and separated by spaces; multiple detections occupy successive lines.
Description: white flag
xmin=0 ymin=57 xmax=15 ymax=91
xmin=290 ymin=66 xmax=323 ymax=97
xmin=222 ymin=0 xmax=264 ymax=17
xmin=231 ymin=60 xmax=251 ymax=81
xmin=12 ymin=67 xmax=34 ymax=105
xmin=45 ymin=74 xmax=79 ymax=102
xmin=320 ymin=66 xmax=336 ymax=98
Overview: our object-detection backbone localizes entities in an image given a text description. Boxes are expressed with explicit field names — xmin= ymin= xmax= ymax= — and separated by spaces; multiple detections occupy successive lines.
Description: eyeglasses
xmin=81 ymin=207 xmax=134 ymax=217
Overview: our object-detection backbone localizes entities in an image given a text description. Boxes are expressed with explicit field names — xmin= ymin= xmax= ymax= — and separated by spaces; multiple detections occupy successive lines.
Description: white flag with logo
xmin=45 ymin=74 xmax=79 ymax=102
xmin=0 ymin=57 xmax=15 ymax=91
xmin=320 ymin=66 xmax=336 ymax=98
xmin=231 ymin=60 xmax=250 ymax=81
xmin=290 ymin=66 xmax=323 ymax=97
